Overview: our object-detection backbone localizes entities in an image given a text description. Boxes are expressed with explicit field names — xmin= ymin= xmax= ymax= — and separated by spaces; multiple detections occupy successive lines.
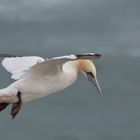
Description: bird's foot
xmin=10 ymin=91 xmax=22 ymax=119
xmin=0 ymin=103 xmax=9 ymax=112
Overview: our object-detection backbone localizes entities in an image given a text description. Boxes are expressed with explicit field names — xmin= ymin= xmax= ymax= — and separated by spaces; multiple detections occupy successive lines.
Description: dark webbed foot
xmin=0 ymin=103 xmax=9 ymax=112
xmin=10 ymin=91 xmax=22 ymax=119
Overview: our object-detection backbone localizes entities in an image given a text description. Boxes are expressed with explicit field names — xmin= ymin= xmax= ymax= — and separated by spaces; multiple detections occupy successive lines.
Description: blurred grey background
xmin=0 ymin=0 xmax=140 ymax=140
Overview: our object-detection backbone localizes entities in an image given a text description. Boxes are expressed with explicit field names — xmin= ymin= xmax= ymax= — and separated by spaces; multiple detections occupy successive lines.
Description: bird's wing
xmin=25 ymin=52 xmax=102 ymax=77
xmin=0 ymin=53 xmax=101 ymax=80
xmin=1 ymin=54 xmax=45 ymax=80
xmin=51 ymin=53 xmax=101 ymax=60
xmin=75 ymin=53 xmax=102 ymax=60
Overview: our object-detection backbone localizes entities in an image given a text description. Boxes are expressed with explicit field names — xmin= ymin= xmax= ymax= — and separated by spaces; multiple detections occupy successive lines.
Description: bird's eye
xmin=86 ymin=71 xmax=94 ymax=77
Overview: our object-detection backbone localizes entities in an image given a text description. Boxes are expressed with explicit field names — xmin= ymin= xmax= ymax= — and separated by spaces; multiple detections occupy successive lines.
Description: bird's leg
xmin=0 ymin=103 xmax=9 ymax=112
xmin=10 ymin=91 xmax=22 ymax=119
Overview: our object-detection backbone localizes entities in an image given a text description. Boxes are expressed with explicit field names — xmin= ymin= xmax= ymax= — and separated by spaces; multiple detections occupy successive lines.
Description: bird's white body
xmin=0 ymin=59 xmax=79 ymax=103
xmin=0 ymin=53 xmax=102 ymax=118
xmin=6 ymin=61 xmax=78 ymax=102
xmin=0 ymin=53 xmax=102 ymax=119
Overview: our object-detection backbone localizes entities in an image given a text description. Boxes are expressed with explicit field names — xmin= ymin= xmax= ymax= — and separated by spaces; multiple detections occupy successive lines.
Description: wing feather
xmin=27 ymin=53 xmax=102 ymax=76
xmin=76 ymin=53 xmax=102 ymax=60
xmin=2 ymin=56 xmax=45 ymax=80
xmin=0 ymin=53 xmax=101 ymax=80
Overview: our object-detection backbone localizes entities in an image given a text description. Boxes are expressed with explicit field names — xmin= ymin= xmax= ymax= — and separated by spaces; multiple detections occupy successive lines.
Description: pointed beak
xmin=87 ymin=72 xmax=102 ymax=95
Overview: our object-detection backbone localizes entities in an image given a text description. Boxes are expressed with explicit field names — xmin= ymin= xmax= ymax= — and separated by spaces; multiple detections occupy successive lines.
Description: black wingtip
xmin=76 ymin=53 xmax=102 ymax=60
xmin=94 ymin=53 xmax=102 ymax=59
xmin=0 ymin=54 xmax=20 ymax=58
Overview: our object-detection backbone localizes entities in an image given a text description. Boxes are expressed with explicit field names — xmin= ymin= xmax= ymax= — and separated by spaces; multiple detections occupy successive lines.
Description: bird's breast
xmin=12 ymin=69 xmax=78 ymax=102
xmin=10 ymin=60 xmax=78 ymax=102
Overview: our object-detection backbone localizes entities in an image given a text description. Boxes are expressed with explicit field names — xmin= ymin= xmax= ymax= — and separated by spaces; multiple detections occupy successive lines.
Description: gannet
xmin=0 ymin=53 xmax=102 ymax=119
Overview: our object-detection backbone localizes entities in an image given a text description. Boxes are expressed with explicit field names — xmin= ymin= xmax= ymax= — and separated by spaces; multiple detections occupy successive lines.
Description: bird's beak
xmin=87 ymin=72 xmax=102 ymax=95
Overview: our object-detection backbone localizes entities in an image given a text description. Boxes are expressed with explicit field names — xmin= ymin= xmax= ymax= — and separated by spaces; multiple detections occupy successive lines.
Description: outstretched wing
xmin=26 ymin=52 xmax=102 ymax=76
xmin=1 ymin=54 xmax=45 ymax=80
xmin=75 ymin=53 xmax=102 ymax=60
xmin=51 ymin=53 xmax=101 ymax=60
xmin=0 ymin=52 xmax=101 ymax=80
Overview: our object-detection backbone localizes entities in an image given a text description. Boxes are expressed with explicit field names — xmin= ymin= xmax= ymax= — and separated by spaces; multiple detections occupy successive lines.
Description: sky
xmin=0 ymin=1 xmax=140 ymax=140
xmin=0 ymin=0 xmax=140 ymax=57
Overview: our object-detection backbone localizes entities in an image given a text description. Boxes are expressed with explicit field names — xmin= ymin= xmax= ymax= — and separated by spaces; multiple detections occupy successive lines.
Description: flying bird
xmin=0 ymin=53 xmax=102 ymax=119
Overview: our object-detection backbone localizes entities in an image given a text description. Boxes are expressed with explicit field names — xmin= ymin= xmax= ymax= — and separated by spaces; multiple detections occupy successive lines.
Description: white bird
xmin=0 ymin=53 xmax=102 ymax=119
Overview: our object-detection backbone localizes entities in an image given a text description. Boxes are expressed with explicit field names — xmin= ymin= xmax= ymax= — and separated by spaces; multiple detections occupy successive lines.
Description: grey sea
xmin=0 ymin=0 xmax=140 ymax=140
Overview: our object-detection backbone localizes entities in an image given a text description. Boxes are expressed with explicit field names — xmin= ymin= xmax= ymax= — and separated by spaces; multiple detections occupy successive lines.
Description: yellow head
xmin=75 ymin=60 xmax=102 ymax=95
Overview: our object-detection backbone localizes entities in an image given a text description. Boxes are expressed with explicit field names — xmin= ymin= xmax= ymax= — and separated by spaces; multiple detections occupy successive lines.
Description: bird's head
xmin=76 ymin=60 xmax=102 ymax=95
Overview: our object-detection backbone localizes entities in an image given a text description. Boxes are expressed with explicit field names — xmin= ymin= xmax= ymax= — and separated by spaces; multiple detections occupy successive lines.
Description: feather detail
xmin=2 ymin=56 xmax=45 ymax=80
